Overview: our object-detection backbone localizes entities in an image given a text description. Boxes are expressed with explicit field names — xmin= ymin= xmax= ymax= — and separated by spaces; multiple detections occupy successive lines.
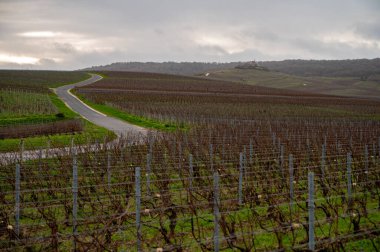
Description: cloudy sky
xmin=1 ymin=0 xmax=380 ymax=70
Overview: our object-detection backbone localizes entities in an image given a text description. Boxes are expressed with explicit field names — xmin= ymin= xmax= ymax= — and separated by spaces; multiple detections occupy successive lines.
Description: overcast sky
xmin=1 ymin=0 xmax=380 ymax=70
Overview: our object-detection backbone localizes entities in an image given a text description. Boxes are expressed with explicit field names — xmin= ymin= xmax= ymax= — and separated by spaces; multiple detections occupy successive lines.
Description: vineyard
xmin=0 ymin=70 xmax=89 ymax=93
xmin=0 ymin=90 xmax=58 ymax=117
xmin=1 ymin=120 xmax=380 ymax=251
xmin=1 ymin=71 xmax=380 ymax=251
xmin=0 ymin=71 xmax=111 ymax=151
xmin=0 ymin=71 xmax=88 ymax=139
xmin=76 ymin=72 xmax=380 ymax=125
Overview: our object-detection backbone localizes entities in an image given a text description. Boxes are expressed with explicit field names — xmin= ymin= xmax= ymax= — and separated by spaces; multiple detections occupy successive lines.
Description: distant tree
xmin=81 ymin=59 xmax=380 ymax=78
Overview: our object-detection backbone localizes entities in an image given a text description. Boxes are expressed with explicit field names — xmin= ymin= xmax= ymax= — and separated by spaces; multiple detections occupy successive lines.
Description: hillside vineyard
xmin=1 ymin=71 xmax=380 ymax=251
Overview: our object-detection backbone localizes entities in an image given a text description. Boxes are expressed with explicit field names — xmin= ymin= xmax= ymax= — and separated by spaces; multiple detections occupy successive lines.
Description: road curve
xmin=0 ymin=74 xmax=147 ymax=164
xmin=55 ymin=74 xmax=147 ymax=136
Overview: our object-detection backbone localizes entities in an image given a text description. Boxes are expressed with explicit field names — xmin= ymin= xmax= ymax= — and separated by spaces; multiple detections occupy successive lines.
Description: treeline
xmin=259 ymin=58 xmax=380 ymax=78
xmin=83 ymin=62 xmax=240 ymax=76
xmin=82 ymin=58 xmax=380 ymax=78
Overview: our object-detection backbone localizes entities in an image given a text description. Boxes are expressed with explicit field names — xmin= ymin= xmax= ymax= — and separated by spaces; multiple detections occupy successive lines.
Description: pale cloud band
xmin=0 ymin=54 xmax=40 ymax=64
xmin=18 ymin=31 xmax=59 ymax=38
xmin=0 ymin=0 xmax=379 ymax=70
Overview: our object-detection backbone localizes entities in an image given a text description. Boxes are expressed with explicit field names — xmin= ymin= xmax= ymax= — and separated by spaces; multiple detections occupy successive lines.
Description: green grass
xmin=2 ymin=152 xmax=378 ymax=250
xmin=49 ymin=92 xmax=77 ymax=119
xmin=0 ymin=76 xmax=116 ymax=152
xmin=0 ymin=114 xmax=60 ymax=126
xmin=129 ymin=192 xmax=379 ymax=251
xmin=0 ymin=120 xmax=114 ymax=152
xmin=0 ymin=93 xmax=78 ymax=126
xmin=0 ymin=71 xmax=88 ymax=127
xmin=73 ymin=91 xmax=187 ymax=131
xmin=0 ymin=98 xmax=116 ymax=152
xmin=345 ymin=237 xmax=380 ymax=251
xmin=0 ymin=90 xmax=58 ymax=117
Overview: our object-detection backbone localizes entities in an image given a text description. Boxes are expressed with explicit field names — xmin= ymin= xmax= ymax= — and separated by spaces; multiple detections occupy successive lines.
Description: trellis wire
xmin=3 ymin=133 xmax=380 ymax=251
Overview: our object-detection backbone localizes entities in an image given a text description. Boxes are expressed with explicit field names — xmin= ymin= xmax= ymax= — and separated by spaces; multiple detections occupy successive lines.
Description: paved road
xmin=55 ymin=74 xmax=147 ymax=136
xmin=0 ymin=74 xmax=147 ymax=164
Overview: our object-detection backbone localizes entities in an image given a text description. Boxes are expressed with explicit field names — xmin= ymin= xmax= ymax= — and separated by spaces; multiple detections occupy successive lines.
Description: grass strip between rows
xmin=73 ymin=91 xmax=187 ymax=132
xmin=0 ymin=121 xmax=113 ymax=152
xmin=0 ymin=91 xmax=115 ymax=152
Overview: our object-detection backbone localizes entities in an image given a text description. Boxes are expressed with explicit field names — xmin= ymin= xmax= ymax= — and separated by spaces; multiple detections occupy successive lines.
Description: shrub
xmin=55 ymin=113 xmax=65 ymax=118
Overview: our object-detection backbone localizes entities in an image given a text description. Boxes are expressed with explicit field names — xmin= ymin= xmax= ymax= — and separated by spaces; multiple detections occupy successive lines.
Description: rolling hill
xmin=201 ymin=68 xmax=380 ymax=100
xmin=82 ymin=59 xmax=380 ymax=99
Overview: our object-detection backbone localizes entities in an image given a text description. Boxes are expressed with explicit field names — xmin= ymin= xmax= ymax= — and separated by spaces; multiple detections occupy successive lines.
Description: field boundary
xmin=73 ymin=91 xmax=184 ymax=131
xmin=0 ymin=74 xmax=115 ymax=152
xmin=1 ymin=135 xmax=379 ymax=250
xmin=67 ymin=88 xmax=107 ymax=116
xmin=71 ymin=73 xmax=187 ymax=131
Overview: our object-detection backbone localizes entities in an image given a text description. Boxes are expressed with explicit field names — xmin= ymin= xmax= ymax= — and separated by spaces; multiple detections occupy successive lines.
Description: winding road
xmin=0 ymin=74 xmax=147 ymax=164
xmin=55 ymin=74 xmax=147 ymax=136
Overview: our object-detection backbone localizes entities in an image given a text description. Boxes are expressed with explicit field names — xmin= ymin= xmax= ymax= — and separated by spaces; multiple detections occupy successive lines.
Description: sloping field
xmin=0 ymin=70 xmax=89 ymax=93
xmin=77 ymin=71 xmax=380 ymax=123
xmin=203 ymin=68 xmax=380 ymax=100
xmin=2 ymin=70 xmax=379 ymax=251
xmin=0 ymin=70 xmax=112 ymax=151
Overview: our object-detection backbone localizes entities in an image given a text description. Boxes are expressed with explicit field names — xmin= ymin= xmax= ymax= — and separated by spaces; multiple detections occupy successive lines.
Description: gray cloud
xmin=53 ymin=43 xmax=77 ymax=54
xmin=354 ymin=21 xmax=380 ymax=40
xmin=0 ymin=0 xmax=379 ymax=70
xmin=196 ymin=45 xmax=232 ymax=56
xmin=38 ymin=58 xmax=57 ymax=65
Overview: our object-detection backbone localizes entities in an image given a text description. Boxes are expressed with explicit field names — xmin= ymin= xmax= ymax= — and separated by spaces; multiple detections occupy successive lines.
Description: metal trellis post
xmin=72 ymin=149 xmax=78 ymax=250
xmin=289 ymin=154 xmax=294 ymax=215
xmin=135 ymin=167 xmax=142 ymax=252
xmin=213 ymin=171 xmax=220 ymax=252
xmin=308 ymin=172 xmax=315 ymax=251
xmin=239 ymin=152 xmax=243 ymax=205
xmin=15 ymin=163 xmax=20 ymax=237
